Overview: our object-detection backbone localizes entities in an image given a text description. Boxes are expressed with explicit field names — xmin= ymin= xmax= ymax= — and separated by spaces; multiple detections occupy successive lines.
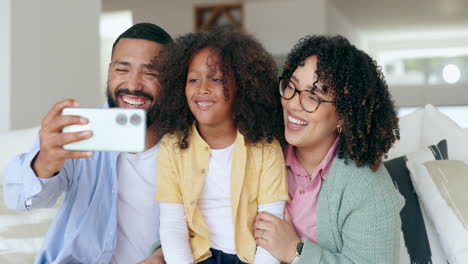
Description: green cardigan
xmin=298 ymin=156 xmax=404 ymax=264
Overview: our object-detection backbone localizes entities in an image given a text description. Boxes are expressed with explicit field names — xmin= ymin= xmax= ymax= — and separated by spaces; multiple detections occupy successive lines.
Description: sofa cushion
xmin=0 ymin=127 xmax=47 ymax=262
xmin=406 ymin=159 xmax=468 ymax=264
xmin=386 ymin=107 xmax=425 ymax=160
xmin=0 ymin=127 xmax=39 ymax=184
xmin=0 ymin=185 xmax=60 ymax=263
xmin=384 ymin=139 xmax=448 ymax=264
xmin=421 ymin=104 xmax=468 ymax=160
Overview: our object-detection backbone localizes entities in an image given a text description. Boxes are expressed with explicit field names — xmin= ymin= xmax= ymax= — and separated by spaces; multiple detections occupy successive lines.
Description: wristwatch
xmin=296 ymin=240 xmax=304 ymax=256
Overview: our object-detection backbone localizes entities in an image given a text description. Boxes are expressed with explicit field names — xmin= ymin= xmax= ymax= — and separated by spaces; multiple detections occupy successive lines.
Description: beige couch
xmin=385 ymin=105 xmax=468 ymax=264
xmin=0 ymin=126 xmax=62 ymax=263
xmin=1 ymin=105 xmax=467 ymax=263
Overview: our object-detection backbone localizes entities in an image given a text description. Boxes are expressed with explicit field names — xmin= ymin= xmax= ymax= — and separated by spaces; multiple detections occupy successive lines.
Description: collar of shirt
xmin=285 ymin=136 xmax=340 ymax=182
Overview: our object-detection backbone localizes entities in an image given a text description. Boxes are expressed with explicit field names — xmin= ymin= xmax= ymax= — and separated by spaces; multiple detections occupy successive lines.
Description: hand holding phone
xmin=33 ymin=99 xmax=93 ymax=178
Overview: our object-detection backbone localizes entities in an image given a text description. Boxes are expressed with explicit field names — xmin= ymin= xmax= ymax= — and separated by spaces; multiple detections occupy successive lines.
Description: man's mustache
xmin=114 ymin=89 xmax=154 ymax=102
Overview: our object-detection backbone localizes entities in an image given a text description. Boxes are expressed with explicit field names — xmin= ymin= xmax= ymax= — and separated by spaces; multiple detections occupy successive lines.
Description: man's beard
xmin=106 ymin=87 xmax=157 ymax=128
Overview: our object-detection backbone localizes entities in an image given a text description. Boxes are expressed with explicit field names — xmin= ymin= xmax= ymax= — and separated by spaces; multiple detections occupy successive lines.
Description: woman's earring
xmin=336 ymin=126 xmax=343 ymax=134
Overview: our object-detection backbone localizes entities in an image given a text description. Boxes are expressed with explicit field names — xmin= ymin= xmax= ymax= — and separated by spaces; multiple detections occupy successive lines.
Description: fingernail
xmin=73 ymin=101 xmax=80 ymax=107
xmin=86 ymin=152 xmax=93 ymax=157
xmin=80 ymin=117 xmax=88 ymax=123
xmin=81 ymin=131 xmax=91 ymax=137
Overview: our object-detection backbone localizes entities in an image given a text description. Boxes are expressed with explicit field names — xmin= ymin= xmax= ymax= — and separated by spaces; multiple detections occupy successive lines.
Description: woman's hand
xmin=254 ymin=208 xmax=301 ymax=263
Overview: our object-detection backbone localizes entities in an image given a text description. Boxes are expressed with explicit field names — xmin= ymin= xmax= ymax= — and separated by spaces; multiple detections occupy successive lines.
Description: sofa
xmin=0 ymin=126 xmax=63 ymax=263
xmin=384 ymin=105 xmax=468 ymax=264
xmin=1 ymin=105 xmax=467 ymax=263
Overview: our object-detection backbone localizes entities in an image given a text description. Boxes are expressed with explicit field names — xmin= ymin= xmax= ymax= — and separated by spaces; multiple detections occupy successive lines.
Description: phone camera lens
xmin=116 ymin=114 xmax=127 ymax=125
xmin=130 ymin=114 xmax=142 ymax=126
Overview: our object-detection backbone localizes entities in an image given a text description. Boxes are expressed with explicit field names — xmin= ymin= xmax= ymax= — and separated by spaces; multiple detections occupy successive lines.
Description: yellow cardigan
xmin=155 ymin=124 xmax=288 ymax=263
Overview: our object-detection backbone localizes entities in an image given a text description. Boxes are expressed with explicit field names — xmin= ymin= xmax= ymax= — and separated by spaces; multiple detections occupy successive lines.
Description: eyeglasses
xmin=279 ymin=77 xmax=335 ymax=113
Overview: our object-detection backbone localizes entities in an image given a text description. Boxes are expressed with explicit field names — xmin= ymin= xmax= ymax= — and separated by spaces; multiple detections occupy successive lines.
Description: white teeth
xmin=288 ymin=115 xmax=308 ymax=126
xmin=122 ymin=97 xmax=145 ymax=106
xmin=197 ymin=102 xmax=213 ymax=107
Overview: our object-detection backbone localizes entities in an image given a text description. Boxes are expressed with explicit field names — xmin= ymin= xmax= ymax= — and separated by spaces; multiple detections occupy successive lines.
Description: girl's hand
xmin=254 ymin=209 xmax=301 ymax=263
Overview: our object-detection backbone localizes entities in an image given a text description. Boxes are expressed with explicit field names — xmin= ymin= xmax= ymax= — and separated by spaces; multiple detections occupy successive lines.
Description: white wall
xmin=247 ymin=0 xmax=328 ymax=54
xmin=0 ymin=0 xmax=11 ymax=132
xmin=245 ymin=0 xmax=327 ymax=55
xmin=102 ymin=0 xmax=233 ymax=38
xmin=10 ymin=0 xmax=101 ymax=129
xmin=102 ymin=0 xmax=328 ymax=56
xmin=326 ymin=4 xmax=362 ymax=48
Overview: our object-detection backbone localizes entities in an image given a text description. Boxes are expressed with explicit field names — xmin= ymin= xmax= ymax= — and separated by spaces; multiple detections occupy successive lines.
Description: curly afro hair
xmin=282 ymin=35 xmax=399 ymax=171
xmin=153 ymin=27 xmax=283 ymax=149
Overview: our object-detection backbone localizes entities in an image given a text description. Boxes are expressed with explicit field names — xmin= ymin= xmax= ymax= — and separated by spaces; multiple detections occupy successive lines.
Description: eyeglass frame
xmin=278 ymin=77 xmax=336 ymax=113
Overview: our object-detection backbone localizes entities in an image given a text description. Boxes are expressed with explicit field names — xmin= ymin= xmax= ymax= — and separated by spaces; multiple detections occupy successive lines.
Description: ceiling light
xmin=442 ymin=64 xmax=461 ymax=84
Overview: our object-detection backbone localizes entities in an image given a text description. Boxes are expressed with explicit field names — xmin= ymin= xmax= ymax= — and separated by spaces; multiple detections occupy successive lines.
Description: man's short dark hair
xmin=111 ymin=23 xmax=173 ymax=54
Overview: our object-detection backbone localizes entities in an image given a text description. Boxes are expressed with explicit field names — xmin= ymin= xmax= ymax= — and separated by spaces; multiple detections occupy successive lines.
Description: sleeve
xmin=253 ymin=201 xmax=286 ymax=264
xmin=297 ymin=175 xmax=404 ymax=264
xmin=257 ymin=140 xmax=289 ymax=205
xmin=155 ymin=137 xmax=183 ymax=203
xmin=3 ymin=136 xmax=71 ymax=211
xmin=160 ymin=203 xmax=194 ymax=264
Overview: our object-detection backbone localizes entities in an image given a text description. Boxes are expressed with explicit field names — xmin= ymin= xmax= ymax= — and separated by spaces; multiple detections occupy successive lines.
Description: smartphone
xmin=62 ymin=108 xmax=146 ymax=152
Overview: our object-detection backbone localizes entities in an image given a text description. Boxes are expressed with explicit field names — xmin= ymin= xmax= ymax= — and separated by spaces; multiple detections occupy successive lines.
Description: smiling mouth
xmin=197 ymin=101 xmax=213 ymax=107
xmin=288 ymin=115 xmax=309 ymax=126
xmin=121 ymin=95 xmax=148 ymax=107
xmin=195 ymin=100 xmax=214 ymax=110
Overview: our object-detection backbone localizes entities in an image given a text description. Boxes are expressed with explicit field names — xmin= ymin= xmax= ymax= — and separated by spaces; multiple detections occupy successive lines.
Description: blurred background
xmin=1 ymin=0 xmax=467 ymax=131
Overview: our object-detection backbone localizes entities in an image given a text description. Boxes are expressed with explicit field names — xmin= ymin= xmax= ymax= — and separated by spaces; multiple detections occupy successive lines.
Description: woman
xmin=254 ymin=35 xmax=404 ymax=264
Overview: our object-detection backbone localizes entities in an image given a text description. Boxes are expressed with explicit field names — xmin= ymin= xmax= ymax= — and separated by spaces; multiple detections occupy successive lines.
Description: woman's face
xmin=281 ymin=55 xmax=340 ymax=149
xmin=185 ymin=47 xmax=235 ymax=129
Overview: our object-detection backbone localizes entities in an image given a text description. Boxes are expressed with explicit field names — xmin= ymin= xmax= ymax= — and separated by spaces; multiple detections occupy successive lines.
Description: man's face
xmin=107 ymin=38 xmax=163 ymax=127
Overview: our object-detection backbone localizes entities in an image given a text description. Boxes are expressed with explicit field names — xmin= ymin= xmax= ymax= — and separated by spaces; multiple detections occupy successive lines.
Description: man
xmin=3 ymin=23 xmax=172 ymax=264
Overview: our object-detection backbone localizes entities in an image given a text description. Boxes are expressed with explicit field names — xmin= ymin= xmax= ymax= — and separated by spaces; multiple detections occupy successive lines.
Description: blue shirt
xmin=4 ymin=138 xmax=127 ymax=264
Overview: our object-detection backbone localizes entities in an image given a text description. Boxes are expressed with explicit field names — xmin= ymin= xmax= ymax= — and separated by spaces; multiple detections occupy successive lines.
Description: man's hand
xmin=33 ymin=99 xmax=93 ymax=178
xmin=254 ymin=209 xmax=300 ymax=263
xmin=137 ymin=248 xmax=165 ymax=264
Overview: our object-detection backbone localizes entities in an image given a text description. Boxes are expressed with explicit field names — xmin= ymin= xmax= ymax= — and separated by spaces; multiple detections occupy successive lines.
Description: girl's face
xmin=186 ymin=47 xmax=235 ymax=129
xmin=281 ymin=55 xmax=340 ymax=149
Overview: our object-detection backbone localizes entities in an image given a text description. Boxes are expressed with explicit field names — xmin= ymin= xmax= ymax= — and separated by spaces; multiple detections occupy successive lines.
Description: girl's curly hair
xmin=153 ymin=27 xmax=283 ymax=149
xmin=282 ymin=35 xmax=399 ymax=171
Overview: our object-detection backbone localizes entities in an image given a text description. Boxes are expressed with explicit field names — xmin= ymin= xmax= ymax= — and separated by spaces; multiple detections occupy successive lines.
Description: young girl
xmin=154 ymin=28 xmax=289 ymax=264
xmin=254 ymin=35 xmax=404 ymax=264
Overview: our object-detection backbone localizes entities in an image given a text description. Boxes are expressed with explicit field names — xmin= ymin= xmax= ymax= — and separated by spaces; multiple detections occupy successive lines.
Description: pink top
xmin=285 ymin=136 xmax=340 ymax=243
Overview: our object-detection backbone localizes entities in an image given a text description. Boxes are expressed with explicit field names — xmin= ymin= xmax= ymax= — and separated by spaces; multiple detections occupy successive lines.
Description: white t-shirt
xmin=198 ymin=144 xmax=236 ymax=253
xmin=110 ymin=143 xmax=160 ymax=264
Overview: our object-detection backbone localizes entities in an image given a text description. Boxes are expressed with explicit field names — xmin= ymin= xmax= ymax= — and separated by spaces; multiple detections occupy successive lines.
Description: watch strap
xmin=296 ymin=240 xmax=304 ymax=256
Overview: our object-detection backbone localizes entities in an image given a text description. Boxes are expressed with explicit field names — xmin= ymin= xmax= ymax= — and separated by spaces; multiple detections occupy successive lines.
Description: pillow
xmin=406 ymin=159 xmax=468 ymax=264
xmin=0 ymin=126 xmax=39 ymax=184
xmin=384 ymin=139 xmax=448 ymax=264
xmin=386 ymin=107 xmax=425 ymax=160
xmin=0 ymin=185 xmax=60 ymax=263
xmin=421 ymin=104 xmax=468 ymax=160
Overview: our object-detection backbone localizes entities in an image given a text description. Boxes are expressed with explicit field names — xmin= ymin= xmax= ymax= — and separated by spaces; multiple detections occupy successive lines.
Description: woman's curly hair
xmin=282 ymin=35 xmax=399 ymax=171
xmin=153 ymin=27 xmax=283 ymax=149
